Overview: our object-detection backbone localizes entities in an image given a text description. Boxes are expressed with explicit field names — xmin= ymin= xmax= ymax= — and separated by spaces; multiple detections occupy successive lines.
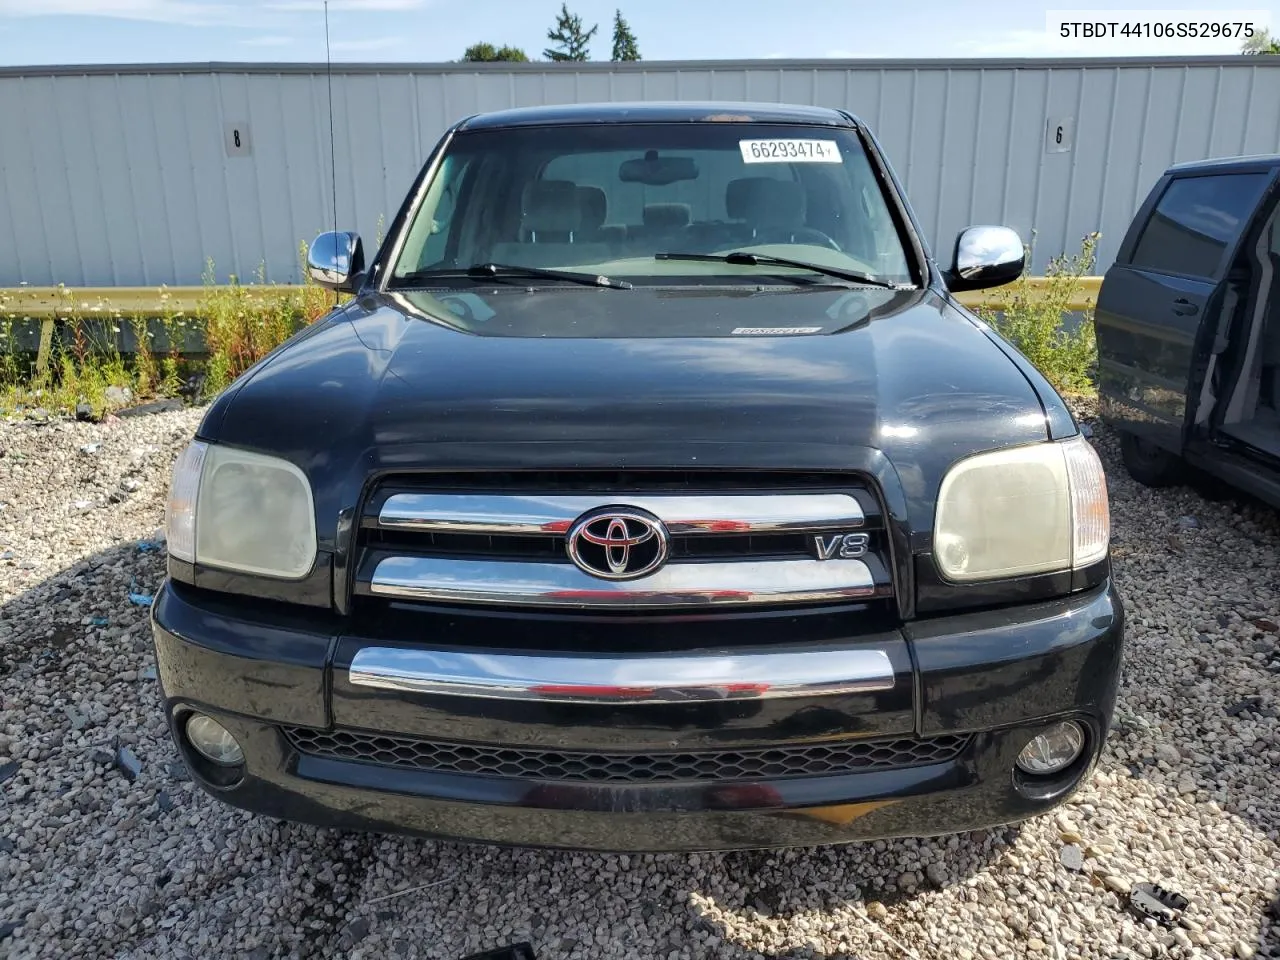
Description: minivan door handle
xmin=1172 ymin=298 xmax=1200 ymax=316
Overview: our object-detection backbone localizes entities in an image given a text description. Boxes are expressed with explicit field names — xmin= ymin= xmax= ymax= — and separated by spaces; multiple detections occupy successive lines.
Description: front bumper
xmin=152 ymin=580 xmax=1124 ymax=851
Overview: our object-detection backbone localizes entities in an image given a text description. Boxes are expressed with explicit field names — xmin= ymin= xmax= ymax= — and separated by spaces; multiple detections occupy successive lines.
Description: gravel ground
xmin=0 ymin=405 xmax=1277 ymax=960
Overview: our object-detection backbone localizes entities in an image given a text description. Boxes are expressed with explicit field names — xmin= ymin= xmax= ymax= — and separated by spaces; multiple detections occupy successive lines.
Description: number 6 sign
xmin=1045 ymin=116 xmax=1074 ymax=154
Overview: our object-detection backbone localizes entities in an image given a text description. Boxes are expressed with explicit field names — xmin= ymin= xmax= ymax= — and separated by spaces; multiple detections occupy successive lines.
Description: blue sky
xmin=0 ymin=0 xmax=1276 ymax=65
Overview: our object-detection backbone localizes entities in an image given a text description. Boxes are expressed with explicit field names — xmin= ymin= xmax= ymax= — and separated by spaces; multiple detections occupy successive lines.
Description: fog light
xmin=1015 ymin=721 xmax=1085 ymax=776
xmin=185 ymin=714 xmax=244 ymax=766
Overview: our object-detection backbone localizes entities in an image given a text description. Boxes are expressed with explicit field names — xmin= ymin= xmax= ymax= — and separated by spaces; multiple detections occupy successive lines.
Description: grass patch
xmin=200 ymin=253 xmax=334 ymax=395
xmin=0 ymin=249 xmax=337 ymax=416
xmin=0 ymin=287 xmax=137 ymax=416
xmin=1 ymin=235 xmax=1100 ymax=415
xmin=975 ymin=232 xmax=1100 ymax=397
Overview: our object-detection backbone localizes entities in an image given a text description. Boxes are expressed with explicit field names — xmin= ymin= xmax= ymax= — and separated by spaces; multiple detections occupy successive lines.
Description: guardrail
xmin=0 ymin=278 xmax=1104 ymax=316
xmin=968 ymin=276 xmax=1100 ymax=312
xmin=1 ymin=277 xmax=1102 ymax=369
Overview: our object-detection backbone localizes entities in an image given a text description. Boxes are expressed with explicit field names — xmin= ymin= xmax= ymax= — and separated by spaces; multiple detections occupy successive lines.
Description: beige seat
xmin=519 ymin=180 xmax=582 ymax=242
xmin=490 ymin=180 xmax=611 ymax=268
xmin=642 ymin=203 xmax=691 ymax=232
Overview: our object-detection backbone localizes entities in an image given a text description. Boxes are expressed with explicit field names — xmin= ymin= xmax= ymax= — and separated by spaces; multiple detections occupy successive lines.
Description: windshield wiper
xmin=655 ymin=251 xmax=905 ymax=290
xmin=398 ymin=262 xmax=632 ymax=290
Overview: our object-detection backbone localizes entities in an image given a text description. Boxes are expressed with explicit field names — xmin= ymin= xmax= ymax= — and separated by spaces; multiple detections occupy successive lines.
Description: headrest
xmin=577 ymin=186 xmax=607 ymax=231
xmin=522 ymin=180 xmax=581 ymax=234
xmin=642 ymin=202 xmax=691 ymax=230
xmin=726 ymin=177 xmax=805 ymax=228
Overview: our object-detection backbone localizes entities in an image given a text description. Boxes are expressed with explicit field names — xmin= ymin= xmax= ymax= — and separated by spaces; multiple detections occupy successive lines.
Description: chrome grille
xmin=285 ymin=727 xmax=969 ymax=783
xmin=377 ymin=492 xmax=866 ymax=535
xmin=353 ymin=473 xmax=893 ymax=609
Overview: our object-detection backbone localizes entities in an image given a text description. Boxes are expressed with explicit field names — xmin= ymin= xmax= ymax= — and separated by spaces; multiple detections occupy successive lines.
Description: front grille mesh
xmin=284 ymin=727 xmax=969 ymax=783
xmin=363 ymin=528 xmax=818 ymax=562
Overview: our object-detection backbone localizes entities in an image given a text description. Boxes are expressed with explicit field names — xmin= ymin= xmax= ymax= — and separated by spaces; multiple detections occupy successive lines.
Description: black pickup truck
xmin=153 ymin=102 xmax=1122 ymax=851
xmin=1097 ymin=154 xmax=1280 ymax=505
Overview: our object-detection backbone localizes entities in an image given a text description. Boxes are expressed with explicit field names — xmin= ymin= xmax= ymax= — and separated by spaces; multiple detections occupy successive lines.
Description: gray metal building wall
xmin=2 ymin=56 xmax=1278 ymax=286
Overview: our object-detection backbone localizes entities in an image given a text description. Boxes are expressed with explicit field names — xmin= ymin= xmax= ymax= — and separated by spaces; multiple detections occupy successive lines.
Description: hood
xmin=204 ymin=285 xmax=1058 ymax=547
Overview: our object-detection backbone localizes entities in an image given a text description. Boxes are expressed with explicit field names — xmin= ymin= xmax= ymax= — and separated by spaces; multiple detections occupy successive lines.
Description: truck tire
xmin=1119 ymin=432 xmax=1184 ymax=488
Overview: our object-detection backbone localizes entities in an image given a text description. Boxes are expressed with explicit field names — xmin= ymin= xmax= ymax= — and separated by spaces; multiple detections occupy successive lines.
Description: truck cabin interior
xmin=1218 ymin=197 xmax=1280 ymax=457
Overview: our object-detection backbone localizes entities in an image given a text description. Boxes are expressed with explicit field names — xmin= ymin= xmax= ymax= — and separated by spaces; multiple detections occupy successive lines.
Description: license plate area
xmin=328 ymin=615 xmax=915 ymax=751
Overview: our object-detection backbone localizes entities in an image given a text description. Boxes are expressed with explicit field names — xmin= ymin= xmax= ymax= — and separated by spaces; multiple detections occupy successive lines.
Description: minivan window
xmin=389 ymin=123 xmax=914 ymax=287
xmin=1129 ymin=173 xmax=1269 ymax=279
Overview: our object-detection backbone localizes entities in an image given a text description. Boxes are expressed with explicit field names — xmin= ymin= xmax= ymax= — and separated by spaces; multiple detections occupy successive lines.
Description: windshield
xmin=389 ymin=122 xmax=915 ymax=287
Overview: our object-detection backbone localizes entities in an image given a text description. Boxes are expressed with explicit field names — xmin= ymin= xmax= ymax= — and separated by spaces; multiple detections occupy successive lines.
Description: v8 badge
xmin=813 ymin=532 xmax=870 ymax=560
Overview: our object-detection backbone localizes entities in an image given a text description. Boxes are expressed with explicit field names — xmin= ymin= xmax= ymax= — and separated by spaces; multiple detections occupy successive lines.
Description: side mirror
xmin=945 ymin=225 xmax=1025 ymax=293
xmin=307 ymin=231 xmax=365 ymax=292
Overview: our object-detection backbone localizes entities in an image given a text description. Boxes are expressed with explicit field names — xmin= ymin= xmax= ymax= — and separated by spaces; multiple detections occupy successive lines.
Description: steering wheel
xmin=758 ymin=227 xmax=841 ymax=251
xmin=438 ymin=295 xmax=476 ymax=323
xmin=793 ymin=227 xmax=842 ymax=251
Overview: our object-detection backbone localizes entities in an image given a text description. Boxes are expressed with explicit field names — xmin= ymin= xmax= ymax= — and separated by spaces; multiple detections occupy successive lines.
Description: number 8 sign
xmin=224 ymin=122 xmax=252 ymax=157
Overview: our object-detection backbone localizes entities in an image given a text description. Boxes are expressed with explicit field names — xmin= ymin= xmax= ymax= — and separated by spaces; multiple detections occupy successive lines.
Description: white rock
xmin=1154 ymin=743 xmax=1181 ymax=763
xmin=1102 ymin=874 xmax=1133 ymax=895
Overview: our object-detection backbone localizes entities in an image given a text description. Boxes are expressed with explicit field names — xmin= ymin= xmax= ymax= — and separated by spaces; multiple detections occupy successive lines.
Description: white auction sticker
xmin=732 ymin=327 xmax=823 ymax=335
xmin=739 ymin=139 xmax=842 ymax=164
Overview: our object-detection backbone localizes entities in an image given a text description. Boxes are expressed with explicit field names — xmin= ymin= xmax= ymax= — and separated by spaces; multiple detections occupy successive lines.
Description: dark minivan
xmin=1097 ymin=155 xmax=1280 ymax=503
xmin=152 ymin=102 xmax=1122 ymax=851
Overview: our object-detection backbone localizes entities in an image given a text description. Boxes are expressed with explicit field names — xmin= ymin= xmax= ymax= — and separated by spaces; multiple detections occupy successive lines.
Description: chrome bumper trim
xmin=368 ymin=556 xmax=878 ymax=608
xmin=377 ymin=493 xmax=864 ymax=535
xmin=348 ymin=647 xmax=895 ymax=703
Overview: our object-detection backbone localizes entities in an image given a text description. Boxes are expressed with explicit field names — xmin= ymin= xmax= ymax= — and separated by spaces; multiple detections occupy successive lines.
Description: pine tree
xmin=611 ymin=9 xmax=640 ymax=61
xmin=543 ymin=3 xmax=597 ymax=62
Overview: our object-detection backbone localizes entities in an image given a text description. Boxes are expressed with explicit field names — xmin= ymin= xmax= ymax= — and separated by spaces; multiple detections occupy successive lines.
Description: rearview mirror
xmin=619 ymin=152 xmax=699 ymax=186
xmin=945 ymin=225 xmax=1025 ymax=293
xmin=307 ymin=231 xmax=365 ymax=292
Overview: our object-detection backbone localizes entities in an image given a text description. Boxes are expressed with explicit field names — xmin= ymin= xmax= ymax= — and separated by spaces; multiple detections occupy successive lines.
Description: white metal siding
xmin=1 ymin=58 xmax=1278 ymax=286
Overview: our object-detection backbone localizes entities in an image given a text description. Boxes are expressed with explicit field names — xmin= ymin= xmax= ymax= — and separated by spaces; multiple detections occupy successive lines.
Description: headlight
xmin=165 ymin=441 xmax=317 ymax=578
xmin=934 ymin=435 xmax=1109 ymax=582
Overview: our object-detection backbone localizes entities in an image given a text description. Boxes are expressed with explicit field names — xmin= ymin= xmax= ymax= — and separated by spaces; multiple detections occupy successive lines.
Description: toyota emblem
xmin=566 ymin=508 xmax=670 ymax=580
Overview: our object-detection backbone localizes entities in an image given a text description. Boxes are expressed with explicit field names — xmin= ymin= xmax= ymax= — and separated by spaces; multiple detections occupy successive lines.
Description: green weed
xmin=158 ymin=287 xmax=186 ymax=398
xmin=199 ymin=256 xmax=337 ymax=398
xmin=975 ymin=232 xmax=1100 ymax=397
